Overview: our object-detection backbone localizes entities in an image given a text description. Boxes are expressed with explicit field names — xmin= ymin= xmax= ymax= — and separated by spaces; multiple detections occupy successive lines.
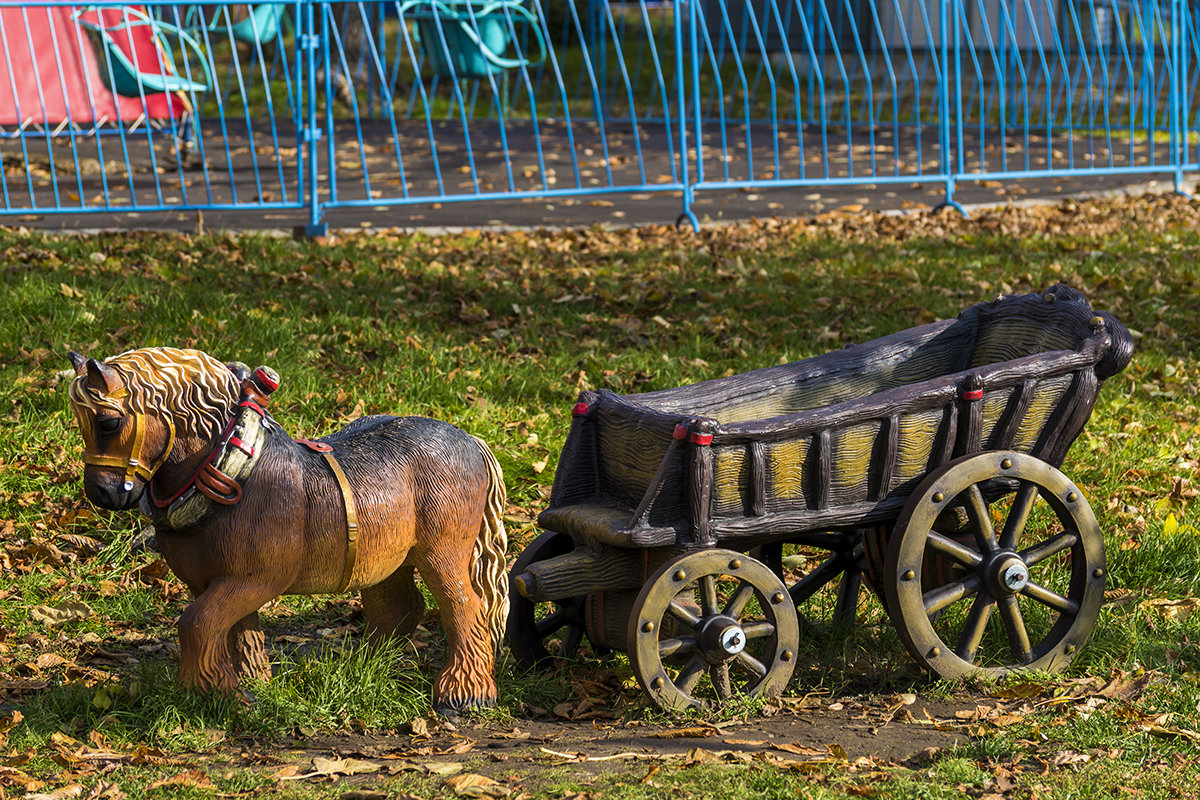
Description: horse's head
xmin=66 ymin=348 xmax=239 ymax=511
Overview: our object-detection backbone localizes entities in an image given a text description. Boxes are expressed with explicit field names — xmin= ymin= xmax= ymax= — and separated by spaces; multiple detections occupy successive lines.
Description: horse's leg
xmin=417 ymin=551 xmax=497 ymax=714
xmin=177 ymin=578 xmax=282 ymax=694
xmin=227 ymin=612 xmax=272 ymax=683
xmin=362 ymin=565 xmax=425 ymax=643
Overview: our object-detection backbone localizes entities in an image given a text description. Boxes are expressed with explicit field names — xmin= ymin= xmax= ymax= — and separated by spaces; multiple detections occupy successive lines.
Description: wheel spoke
xmin=557 ymin=624 xmax=583 ymax=659
xmin=926 ymin=531 xmax=985 ymax=567
xmin=788 ymin=554 xmax=844 ymax=604
xmin=741 ymin=621 xmax=776 ymax=640
xmin=658 ymin=636 xmax=698 ymax=660
xmin=954 ymin=595 xmax=995 ymax=663
xmin=998 ymin=595 xmax=1033 ymax=664
xmin=676 ymin=656 xmax=706 ymax=695
xmin=667 ymin=599 xmax=702 ymax=628
xmin=1000 ymin=482 xmax=1039 ymax=551
xmin=1021 ymin=580 xmax=1079 ymax=615
xmin=966 ymin=484 xmax=998 ymax=552
xmin=734 ymin=650 xmax=768 ymax=678
xmin=724 ymin=582 xmax=755 ymax=619
xmin=923 ymin=574 xmax=982 ymax=615
xmin=711 ymin=663 xmax=732 ymax=700
xmin=533 ymin=608 xmax=571 ymax=639
xmin=1020 ymin=531 xmax=1079 ymax=566
xmin=700 ymin=575 xmax=719 ymax=616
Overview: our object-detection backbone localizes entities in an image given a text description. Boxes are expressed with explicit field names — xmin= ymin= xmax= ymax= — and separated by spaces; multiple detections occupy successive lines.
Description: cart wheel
xmin=507 ymin=531 xmax=589 ymax=669
xmin=863 ymin=524 xmax=970 ymax=618
xmin=884 ymin=451 xmax=1106 ymax=679
xmin=759 ymin=538 xmax=873 ymax=634
xmin=628 ymin=549 xmax=800 ymax=712
xmin=856 ymin=526 xmax=890 ymax=600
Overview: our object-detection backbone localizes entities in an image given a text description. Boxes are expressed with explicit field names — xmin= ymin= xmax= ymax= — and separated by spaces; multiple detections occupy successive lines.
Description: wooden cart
xmin=507 ymin=285 xmax=1134 ymax=711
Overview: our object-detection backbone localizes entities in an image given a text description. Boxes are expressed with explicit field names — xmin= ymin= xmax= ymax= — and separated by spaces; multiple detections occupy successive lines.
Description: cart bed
xmin=541 ymin=285 xmax=1132 ymax=550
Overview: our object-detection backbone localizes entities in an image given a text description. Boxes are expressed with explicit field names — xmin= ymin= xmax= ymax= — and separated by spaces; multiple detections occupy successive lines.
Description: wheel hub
xmin=984 ymin=551 xmax=1029 ymax=596
xmin=699 ymin=615 xmax=746 ymax=663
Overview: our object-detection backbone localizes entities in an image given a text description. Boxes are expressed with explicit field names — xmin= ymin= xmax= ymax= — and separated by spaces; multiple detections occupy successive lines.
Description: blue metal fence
xmin=0 ymin=0 xmax=1193 ymax=230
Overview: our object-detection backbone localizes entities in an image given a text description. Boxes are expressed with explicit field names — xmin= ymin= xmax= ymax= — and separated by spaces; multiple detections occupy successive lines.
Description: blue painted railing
xmin=0 ymin=0 xmax=1192 ymax=230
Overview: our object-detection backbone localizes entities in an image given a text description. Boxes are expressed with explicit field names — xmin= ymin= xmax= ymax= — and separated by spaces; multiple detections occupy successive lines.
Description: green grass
xmin=3 ymin=195 xmax=1200 ymax=797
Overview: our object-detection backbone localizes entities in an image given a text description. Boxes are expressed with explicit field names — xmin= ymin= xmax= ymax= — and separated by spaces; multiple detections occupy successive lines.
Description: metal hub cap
xmin=987 ymin=552 xmax=1030 ymax=596
xmin=1002 ymin=563 xmax=1029 ymax=592
xmin=720 ymin=626 xmax=746 ymax=656
xmin=700 ymin=616 xmax=746 ymax=663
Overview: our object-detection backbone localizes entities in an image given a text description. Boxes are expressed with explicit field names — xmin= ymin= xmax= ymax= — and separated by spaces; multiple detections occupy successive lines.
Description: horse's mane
xmin=69 ymin=348 xmax=239 ymax=438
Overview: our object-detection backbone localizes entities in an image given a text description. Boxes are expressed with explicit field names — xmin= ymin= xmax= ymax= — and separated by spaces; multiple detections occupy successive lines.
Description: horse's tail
xmin=469 ymin=436 xmax=509 ymax=651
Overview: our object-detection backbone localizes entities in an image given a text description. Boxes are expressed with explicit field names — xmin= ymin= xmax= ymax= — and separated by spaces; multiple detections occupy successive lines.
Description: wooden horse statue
xmin=66 ymin=347 xmax=508 ymax=713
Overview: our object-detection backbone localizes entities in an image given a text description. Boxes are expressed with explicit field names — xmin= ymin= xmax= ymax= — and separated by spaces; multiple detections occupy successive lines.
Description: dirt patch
xmin=275 ymin=693 xmax=978 ymax=788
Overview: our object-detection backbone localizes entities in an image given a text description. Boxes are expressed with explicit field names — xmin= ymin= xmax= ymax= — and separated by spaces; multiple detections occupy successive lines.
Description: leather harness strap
xmin=324 ymin=450 xmax=360 ymax=593
xmin=83 ymin=409 xmax=176 ymax=492
xmin=297 ymin=439 xmax=360 ymax=593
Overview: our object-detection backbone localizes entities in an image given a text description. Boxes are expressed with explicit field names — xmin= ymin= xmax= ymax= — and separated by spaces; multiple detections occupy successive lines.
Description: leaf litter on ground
xmin=3 ymin=194 xmax=1200 ymax=798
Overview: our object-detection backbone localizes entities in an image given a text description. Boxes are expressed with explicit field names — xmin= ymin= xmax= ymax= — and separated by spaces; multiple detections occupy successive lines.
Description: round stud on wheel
xmin=627 ymin=549 xmax=800 ymax=711
xmin=884 ymin=451 xmax=1106 ymax=679
xmin=507 ymin=531 xmax=589 ymax=669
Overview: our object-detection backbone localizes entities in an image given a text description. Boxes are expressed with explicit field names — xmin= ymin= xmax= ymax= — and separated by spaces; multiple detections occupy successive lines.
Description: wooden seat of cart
xmin=508 ymin=285 xmax=1134 ymax=713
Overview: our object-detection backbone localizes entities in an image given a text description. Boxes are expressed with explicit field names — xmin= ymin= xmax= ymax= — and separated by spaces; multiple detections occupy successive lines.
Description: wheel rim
xmin=885 ymin=451 xmax=1106 ymax=679
xmin=628 ymin=549 xmax=800 ymax=712
xmin=507 ymin=531 xmax=588 ymax=669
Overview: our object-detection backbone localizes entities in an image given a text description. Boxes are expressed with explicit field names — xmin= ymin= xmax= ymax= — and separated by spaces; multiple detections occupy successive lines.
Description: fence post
xmin=1172 ymin=0 xmax=1187 ymax=194
xmin=935 ymin=0 xmax=964 ymax=214
xmin=676 ymin=0 xmax=700 ymax=230
xmin=301 ymin=0 xmax=328 ymax=236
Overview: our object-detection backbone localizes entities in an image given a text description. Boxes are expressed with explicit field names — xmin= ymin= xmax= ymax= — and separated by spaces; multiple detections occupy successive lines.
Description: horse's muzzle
xmin=83 ymin=469 xmax=144 ymax=511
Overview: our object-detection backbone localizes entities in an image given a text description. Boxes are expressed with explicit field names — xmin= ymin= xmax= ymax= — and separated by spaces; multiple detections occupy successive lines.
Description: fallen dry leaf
xmin=0 ymin=710 xmax=22 ymax=747
xmin=1140 ymin=598 xmax=1199 ymax=622
xmin=683 ymin=747 xmax=721 ymax=766
xmin=144 ymin=770 xmax=213 ymax=791
xmin=84 ymin=780 xmax=126 ymax=800
xmin=30 ymin=602 xmax=92 ymax=627
xmin=25 ymin=785 xmax=83 ymax=800
xmin=649 ymin=726 xmax=716 ymax=739
xmin=311 ymin=757 xmax=380 ymax=777
xmin=489 ymin=728 xmax=530 ymax=741
xmin=443 ymin=773 xmax=510 ymax=797
xmin=1144 ymin=724 xmax=1200 ymax=742
xmin=1050 ymin=751 xmax=1092 ymax=767
xmin=772 ymin=742 xmax=828 ymax=757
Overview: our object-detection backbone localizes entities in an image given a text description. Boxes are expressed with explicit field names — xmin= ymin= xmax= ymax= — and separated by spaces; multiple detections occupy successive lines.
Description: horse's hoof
xmin=433 ymin=696 xmax=496 ymax=718
xmin=433 ymin=704 xmax=460 ymax=719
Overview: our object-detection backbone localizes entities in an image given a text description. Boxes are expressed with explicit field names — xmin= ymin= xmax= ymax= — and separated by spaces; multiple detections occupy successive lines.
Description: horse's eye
xmin=97 ymin=416 xmax=123 ymax=436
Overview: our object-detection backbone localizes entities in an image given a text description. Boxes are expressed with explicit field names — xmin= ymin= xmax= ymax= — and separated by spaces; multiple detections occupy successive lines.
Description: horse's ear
xmin=68 ymin=351 xmax=88 ymax=377
xmin=85 ymin=358 xmax=124 ymax=396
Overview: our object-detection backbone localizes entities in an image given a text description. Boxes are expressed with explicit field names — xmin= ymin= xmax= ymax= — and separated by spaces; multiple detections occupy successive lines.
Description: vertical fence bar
xmin=1172 ymin=0 xmax=1185 ymax=193
xmin=302 ymin=0 xmax=327 ymax=235
xmin=937 ymin=0 xmax=963 ymax=212
xmin=676 ymin=0 xmax=699 ymax=229
xmin=1183 ymin=0 xmax=1194 ymax=182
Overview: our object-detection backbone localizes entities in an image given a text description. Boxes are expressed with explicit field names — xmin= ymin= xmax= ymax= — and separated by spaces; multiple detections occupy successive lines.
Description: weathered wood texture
xmin=539 ymin=285 xmax=1133 ymax=551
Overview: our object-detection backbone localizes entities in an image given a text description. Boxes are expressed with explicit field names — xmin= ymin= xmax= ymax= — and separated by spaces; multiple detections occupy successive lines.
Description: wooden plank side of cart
xmin=540 ymin=349 xmax=1105 ymax=544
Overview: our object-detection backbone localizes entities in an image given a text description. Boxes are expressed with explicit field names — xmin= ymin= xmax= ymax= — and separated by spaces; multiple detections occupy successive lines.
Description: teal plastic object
xmin=185 ymin=4 xmax=291 ymax=46
xmin=400 ymin=0 xmax=546 ymax=79
xmin=74 ymin=7 xmax=212 ymax=97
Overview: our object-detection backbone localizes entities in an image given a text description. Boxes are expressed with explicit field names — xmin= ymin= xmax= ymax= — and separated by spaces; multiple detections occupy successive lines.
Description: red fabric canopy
xmin=0 ymin=4 xmax=184 ymax=127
